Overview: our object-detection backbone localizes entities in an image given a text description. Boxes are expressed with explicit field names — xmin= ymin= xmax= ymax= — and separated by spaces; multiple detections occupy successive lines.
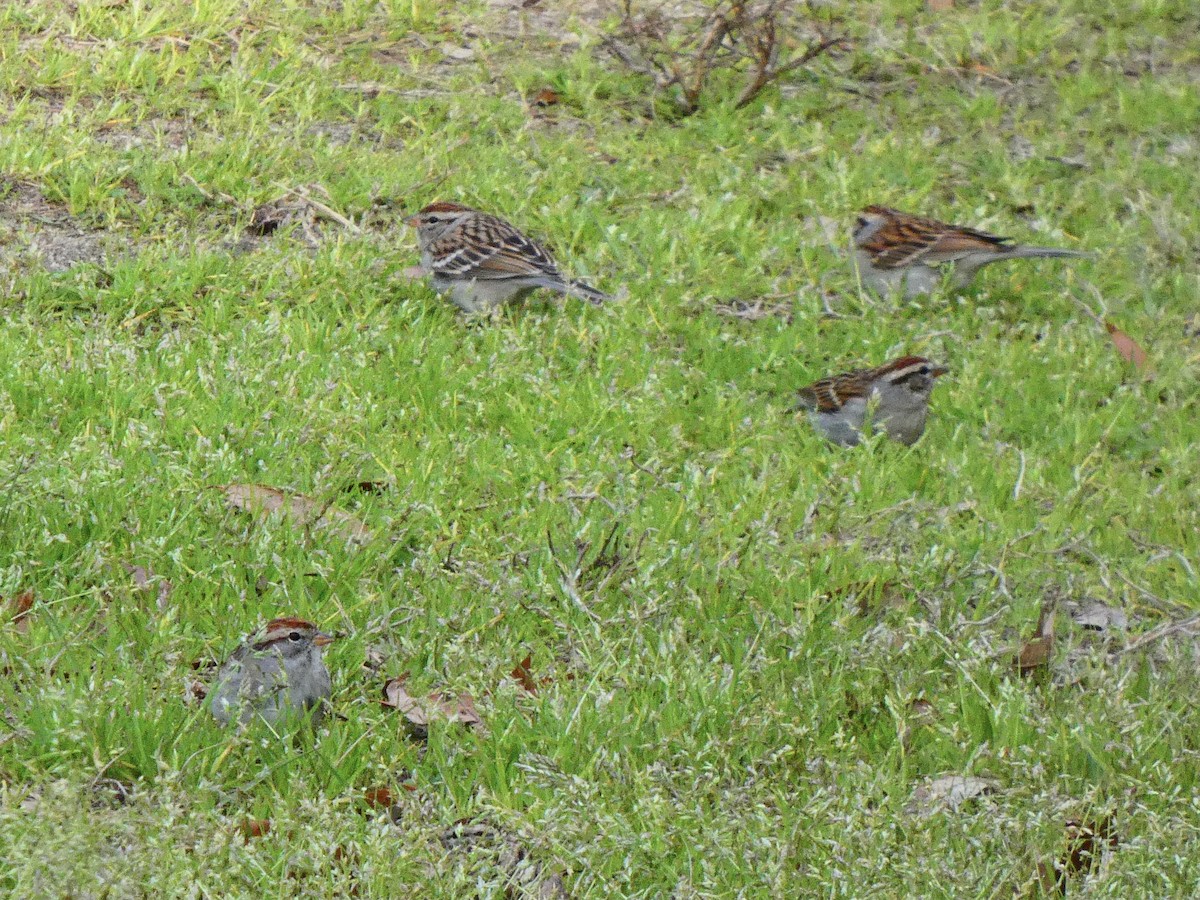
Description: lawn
xmin=0 ymin=0 xmax=1198 ymax=896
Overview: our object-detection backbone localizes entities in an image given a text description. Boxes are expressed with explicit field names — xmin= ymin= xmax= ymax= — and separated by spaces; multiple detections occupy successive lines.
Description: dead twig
xmin=1120 ymin=614 xmax=1200 ymax=654
xmin=603 ymin=0 xmax=847 ymax=115
xmin=280 ymin=185 xmax=361 ymax=234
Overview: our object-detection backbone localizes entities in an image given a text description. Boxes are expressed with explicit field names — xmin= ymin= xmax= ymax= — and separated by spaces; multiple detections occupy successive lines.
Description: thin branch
xmin=1120 ymin=614 xmax=1200 ymax=654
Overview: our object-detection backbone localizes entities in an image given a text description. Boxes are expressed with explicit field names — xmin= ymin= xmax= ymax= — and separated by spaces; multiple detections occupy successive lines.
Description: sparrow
xmin=795 ymin=355 xmax=949 ymax=446
xmin=404 ymin=201 xmax=611 ymax=313
xmin=210 ymin=617 xmax=334 ymax=727
xmin=853 ymin=205 xmax=1088 ymax=298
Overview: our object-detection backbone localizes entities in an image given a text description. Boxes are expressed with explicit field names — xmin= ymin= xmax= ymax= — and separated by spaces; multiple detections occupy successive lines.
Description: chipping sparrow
xmin=210 ymin=617 xmax=334 ymax=726
xmin=853 ymin=205 xmax=1088 ymax=298
xmin=404 ymin=201 xmax=611 ymax=313
xmin=794 ymin=355 xmax=949 ymax=446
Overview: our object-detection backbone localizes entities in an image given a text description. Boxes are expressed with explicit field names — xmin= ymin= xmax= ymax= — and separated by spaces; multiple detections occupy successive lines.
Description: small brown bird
xmin=210 ymin=617 xmax=334 ymax=726
xmin=404 ymin=201 xmax=611 ymax=313
xmin=794 ymin=355 xmax=949 ymax=447
xmin=853 ymin=205 xmax=1088 ymax=297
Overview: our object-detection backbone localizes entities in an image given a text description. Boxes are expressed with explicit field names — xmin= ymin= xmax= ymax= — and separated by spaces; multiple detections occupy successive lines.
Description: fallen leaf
xmin=900 ymin=698 xmax=937 ymax=753
xmin=362 ymin=786 xmax=395 ymax=809
xmin=511 ymin=654 xmax=539 ymax=694
xmin=1016 ymin=600 xmax=1056 ymax=677
xmin=1104 ymin=320 xmax=1148 ymax=371
xmin=382 ymin=673 xmax=482 ymax=738
xmin=125 ymin=564 xmax=151 ymax=590
xmin=123 ymin=563 xmax=174 ymax=612
xmin=907 ymin=775 xmax=996 ymax=816
xmin=1059 ymin=814 xmax=1118 ymax=889
xmin=238 ymin=818 xmax=271 ymax=839
xmin=1070 ymin=601 xmax=1128 ymax=633
xmin=6 ymin=591 xmax=34 ymax=635
xmin=533 ymin=88 xmax=560 ymax=107
xmin=219 ymin=483 xmax=372 ymax=545
xmin=926 ymin=0 xmax=954 ymax=9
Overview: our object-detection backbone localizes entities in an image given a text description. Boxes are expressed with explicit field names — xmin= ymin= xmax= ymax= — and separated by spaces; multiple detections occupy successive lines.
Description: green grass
xmin=1 ymin=0 xmax=1198 ymax=895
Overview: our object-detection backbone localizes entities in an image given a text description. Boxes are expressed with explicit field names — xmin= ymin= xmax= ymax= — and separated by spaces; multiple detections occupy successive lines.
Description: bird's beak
xmin=313 ymin=631 xmax=335 ymax=647
xmin=402 ymin=213 xmax=420 ymax=227
xmin=931 ymin=365 xmax=949 ymax=378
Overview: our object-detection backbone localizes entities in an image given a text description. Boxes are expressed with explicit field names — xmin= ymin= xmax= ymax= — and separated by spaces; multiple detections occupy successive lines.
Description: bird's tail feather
xmin=997 ymin=246 xmax=1090 ymax=262
xmin=554 ymin=278 xmax=612 ymax=305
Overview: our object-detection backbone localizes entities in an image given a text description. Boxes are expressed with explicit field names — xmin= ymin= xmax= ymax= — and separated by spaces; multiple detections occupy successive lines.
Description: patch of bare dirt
xmin=481 ymin=0 xmax=610 ymax=46
xmin=0 ymin=180 xmax=123 ymax=274
xmin=93 ymin=117 xmax=192 ymax=152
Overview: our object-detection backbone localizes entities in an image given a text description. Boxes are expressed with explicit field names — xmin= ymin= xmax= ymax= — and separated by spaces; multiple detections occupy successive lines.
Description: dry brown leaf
xmin=900 ymin=698 xmax=937 ymax=753
xmin=1016 ymin=600 xmax=1056 ymax=677
xmin=1062 ymin=815 xmax=1118 ymax=882
xmin=6 ymin=591 xmax=34 ymax=635
xmin=123 ymin=562 xmax=173 ymax=612
xmin=511 ymin=654 xmax=539 ymax=694
xmin=237 ymin=818 xmax=271 ymax=840
xmin=1104 ymin=320 xmax=1149 ymax=371
xmin=220 ymin=483 xmax=372 ymax=545
xmin=362 ymin=786 xmax=395 ymax=809
xmin=927 ymin=0 xmax=954 ymax=9
xmin=533 ymin=88 xmax=561 ymax=107
xmin=382 ymin=673 xmax=482 ymax=737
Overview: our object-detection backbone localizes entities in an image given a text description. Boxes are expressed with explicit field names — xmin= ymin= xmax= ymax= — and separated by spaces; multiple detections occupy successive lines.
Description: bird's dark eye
xmin=288 ymin=631 xmax=303 ymax=642
xmin=918 ymin=365 xmax=930 ymax=375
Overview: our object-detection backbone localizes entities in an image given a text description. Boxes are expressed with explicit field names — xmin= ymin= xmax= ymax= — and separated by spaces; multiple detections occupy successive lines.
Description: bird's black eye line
xmin=855 ymin=217 xmax=868 ymax=229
